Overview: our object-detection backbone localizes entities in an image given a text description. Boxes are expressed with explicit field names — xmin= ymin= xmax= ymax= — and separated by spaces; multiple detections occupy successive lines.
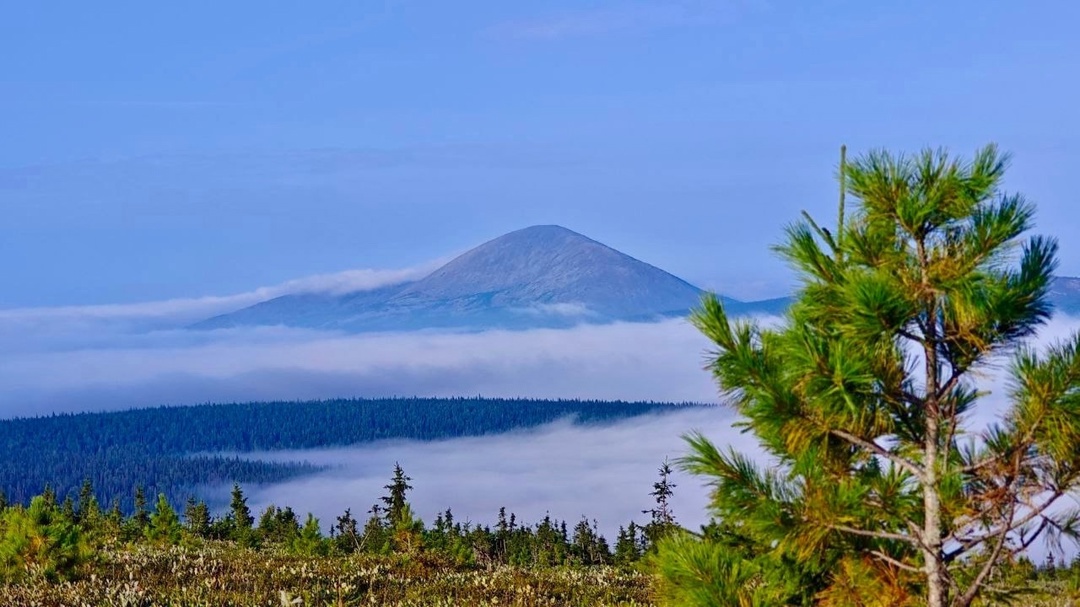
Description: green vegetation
xmin=0 ymin=397 xmax=694 ymax=510
xmin=0 ymin=467 xmax=1075 ymax=606
xmin=0 ymin=465 xmax=669 ymax=605
xmin=659 ymin=145 xmax=1080 ymax=606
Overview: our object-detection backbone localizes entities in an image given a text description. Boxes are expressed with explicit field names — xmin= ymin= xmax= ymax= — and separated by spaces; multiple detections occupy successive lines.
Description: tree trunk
xmin=920 ymin=239 xmax=947 ymax=607
xmin=924 ymin=416 xmax=946 ymax=607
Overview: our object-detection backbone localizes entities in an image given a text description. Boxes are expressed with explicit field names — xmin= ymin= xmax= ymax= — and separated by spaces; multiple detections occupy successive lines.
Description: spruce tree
xmin=59 ymin=496 xmax=76 ymax=523
xmin=614 ymin=522 xmax=643 ymax=565
xmin=76 ymin=479 xmax=100 ymax=525
xmin=132 ymin=485 xmax=150 ymax=530
xmin=642 ymin=460 xmax=677 ymax=549
xmin=183 ymin=496 xmax=211 ymax=537
xmin=40 ymin=485 xmax=56 ymax=510
xmin=659 ymin=145 xmax=1080 ymax=607
xmin=381 ymin=463 xmax=413 ymax=525
xmin=335 ymin=508 xmax=362 ymax=553
xmin=229 ymin=483 xmax=254 ymax=531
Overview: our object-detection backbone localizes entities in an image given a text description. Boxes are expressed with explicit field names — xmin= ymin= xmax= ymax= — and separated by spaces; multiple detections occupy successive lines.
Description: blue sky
xmin=2 ymin=0 xmax=1078 ymax=307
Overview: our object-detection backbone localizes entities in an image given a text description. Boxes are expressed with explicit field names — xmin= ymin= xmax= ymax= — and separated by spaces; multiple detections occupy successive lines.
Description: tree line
xmin=0 ymin=397 xmax=696 ymax=510
xmin=0 ymin=462 xmax=682 ymax=583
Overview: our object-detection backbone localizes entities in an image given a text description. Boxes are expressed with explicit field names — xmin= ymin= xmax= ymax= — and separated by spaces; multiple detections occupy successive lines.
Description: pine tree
xmin=0 ymin=496 xmax=91 ymax=583
xmin=660 ymin=145 xmax=1080 ymax=607
xmin=146 ymin=494 xmax=181 ymax=545
xmin=291 ymin=514 xmax=327 ymax=556
xmin=390 ymin=503 xmax=424 ymax=554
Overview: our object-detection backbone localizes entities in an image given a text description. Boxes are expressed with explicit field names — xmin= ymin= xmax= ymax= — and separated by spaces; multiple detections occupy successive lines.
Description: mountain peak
xmin=195 ymin=225 xmax=719 ymax=332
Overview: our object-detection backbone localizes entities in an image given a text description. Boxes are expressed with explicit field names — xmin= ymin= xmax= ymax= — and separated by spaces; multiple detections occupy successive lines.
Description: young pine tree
xmin=659 ymin=145 xmax=1080 ymax=607
xmin=0 ymin=496 xmax=92 ymax=583
xmin=145 ymin=494 xmax=182 ymax=545
xmin=291 ymin=513 xmax=328 ymax=556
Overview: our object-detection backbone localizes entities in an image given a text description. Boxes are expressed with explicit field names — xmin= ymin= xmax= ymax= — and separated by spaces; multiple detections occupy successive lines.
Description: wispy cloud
xmin=0 ymin=261 xmax=449 ymax=357
xmin=487 ymin=1 xmax=746 ymax=41
xmin=0 ymin=264 xmax=440 ymax=325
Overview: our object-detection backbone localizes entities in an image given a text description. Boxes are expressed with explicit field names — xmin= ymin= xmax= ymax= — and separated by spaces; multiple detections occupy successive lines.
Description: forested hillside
xmin=0 ymin=397 xmax=698 ymax=510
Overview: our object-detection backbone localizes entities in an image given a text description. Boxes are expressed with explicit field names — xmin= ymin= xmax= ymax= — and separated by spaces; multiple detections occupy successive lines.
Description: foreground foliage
xmin=0 ymin=544 xmax=653 ymax=606
xmin=660 ymin=145 xmax=1080 ymax=606
xmin=0 ymin=435 xmax=1077 ymax=604
xmin=0 ymin=466 xmax=672 ymax=604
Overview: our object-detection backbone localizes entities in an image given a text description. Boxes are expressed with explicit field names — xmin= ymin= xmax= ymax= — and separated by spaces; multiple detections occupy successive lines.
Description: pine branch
xmin=829 ymin=524 xmax=922 ymax=546
xmin=1008 ymin=516 xmax=1052 ymax=556
xmin=945 ymin=489 xmax=1063 ymax=560
xmin=829 ymin=429 xmax=926 ymax=481
xmin=870 ymin=549 xmax=922 ymax=573
xmin=955 ymin=499 xmax=1015 ymax=607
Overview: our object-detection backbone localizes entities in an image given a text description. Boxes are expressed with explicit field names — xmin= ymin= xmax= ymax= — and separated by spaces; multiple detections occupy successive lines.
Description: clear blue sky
xmin=2 ymin=0 xmax=1078 ymax=307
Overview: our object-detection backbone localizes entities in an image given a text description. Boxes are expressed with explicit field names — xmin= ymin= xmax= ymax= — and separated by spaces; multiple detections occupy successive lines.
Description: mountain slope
xmin=192 ymin=228 xmax=1080 ymax=334
xmin=1050 ymin=276 xmax=1080 ymax=315
xmin=195 ymin=225 xmax=777 ymax=332
xmin=391 ymin=225 xmax=703 ymax=317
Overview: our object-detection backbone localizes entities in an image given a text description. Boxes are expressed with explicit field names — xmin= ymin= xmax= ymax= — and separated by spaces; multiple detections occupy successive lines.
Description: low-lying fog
xmin=0 ymin=275 xmax=726 ymax=417
xmin=239 ymin=407 xmax=749 ymax=538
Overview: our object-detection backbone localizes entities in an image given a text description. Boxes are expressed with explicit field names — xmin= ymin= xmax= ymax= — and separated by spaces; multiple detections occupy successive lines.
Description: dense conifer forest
xmin=0 ymin=397 xmax=698 ymax=511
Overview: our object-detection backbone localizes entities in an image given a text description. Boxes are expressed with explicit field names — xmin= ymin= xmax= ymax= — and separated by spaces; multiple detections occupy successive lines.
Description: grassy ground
xmin=0 ymin=543 xmax=654 ymax=607
xmin=2 ymin=542 xmax=1075 ymax=606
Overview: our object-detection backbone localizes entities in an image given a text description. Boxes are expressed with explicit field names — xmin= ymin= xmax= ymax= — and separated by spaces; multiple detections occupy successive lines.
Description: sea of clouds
xmin=4 ymin=268 xmax=1080 ymax=547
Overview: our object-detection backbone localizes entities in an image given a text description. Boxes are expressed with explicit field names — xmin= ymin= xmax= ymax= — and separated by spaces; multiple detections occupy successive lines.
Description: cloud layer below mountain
xmin=241 ymin=407 xmax=748 ymax=539
xmin=0 ymin=268 xmax=727 ymax=417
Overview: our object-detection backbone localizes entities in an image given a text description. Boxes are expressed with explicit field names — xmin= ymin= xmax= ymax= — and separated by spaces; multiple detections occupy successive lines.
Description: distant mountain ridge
xmin=193 ymin=226 xmax=1080 ymax=333
xmin=194 ymin=225 xmax=787 ymax=332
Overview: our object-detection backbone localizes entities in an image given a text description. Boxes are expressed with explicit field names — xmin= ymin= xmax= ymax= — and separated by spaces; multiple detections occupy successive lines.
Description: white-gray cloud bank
xmin=243 ymin=406 xmax=752 ymax=539
xmin=0 ymin=315 xmax=725 ymax=418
